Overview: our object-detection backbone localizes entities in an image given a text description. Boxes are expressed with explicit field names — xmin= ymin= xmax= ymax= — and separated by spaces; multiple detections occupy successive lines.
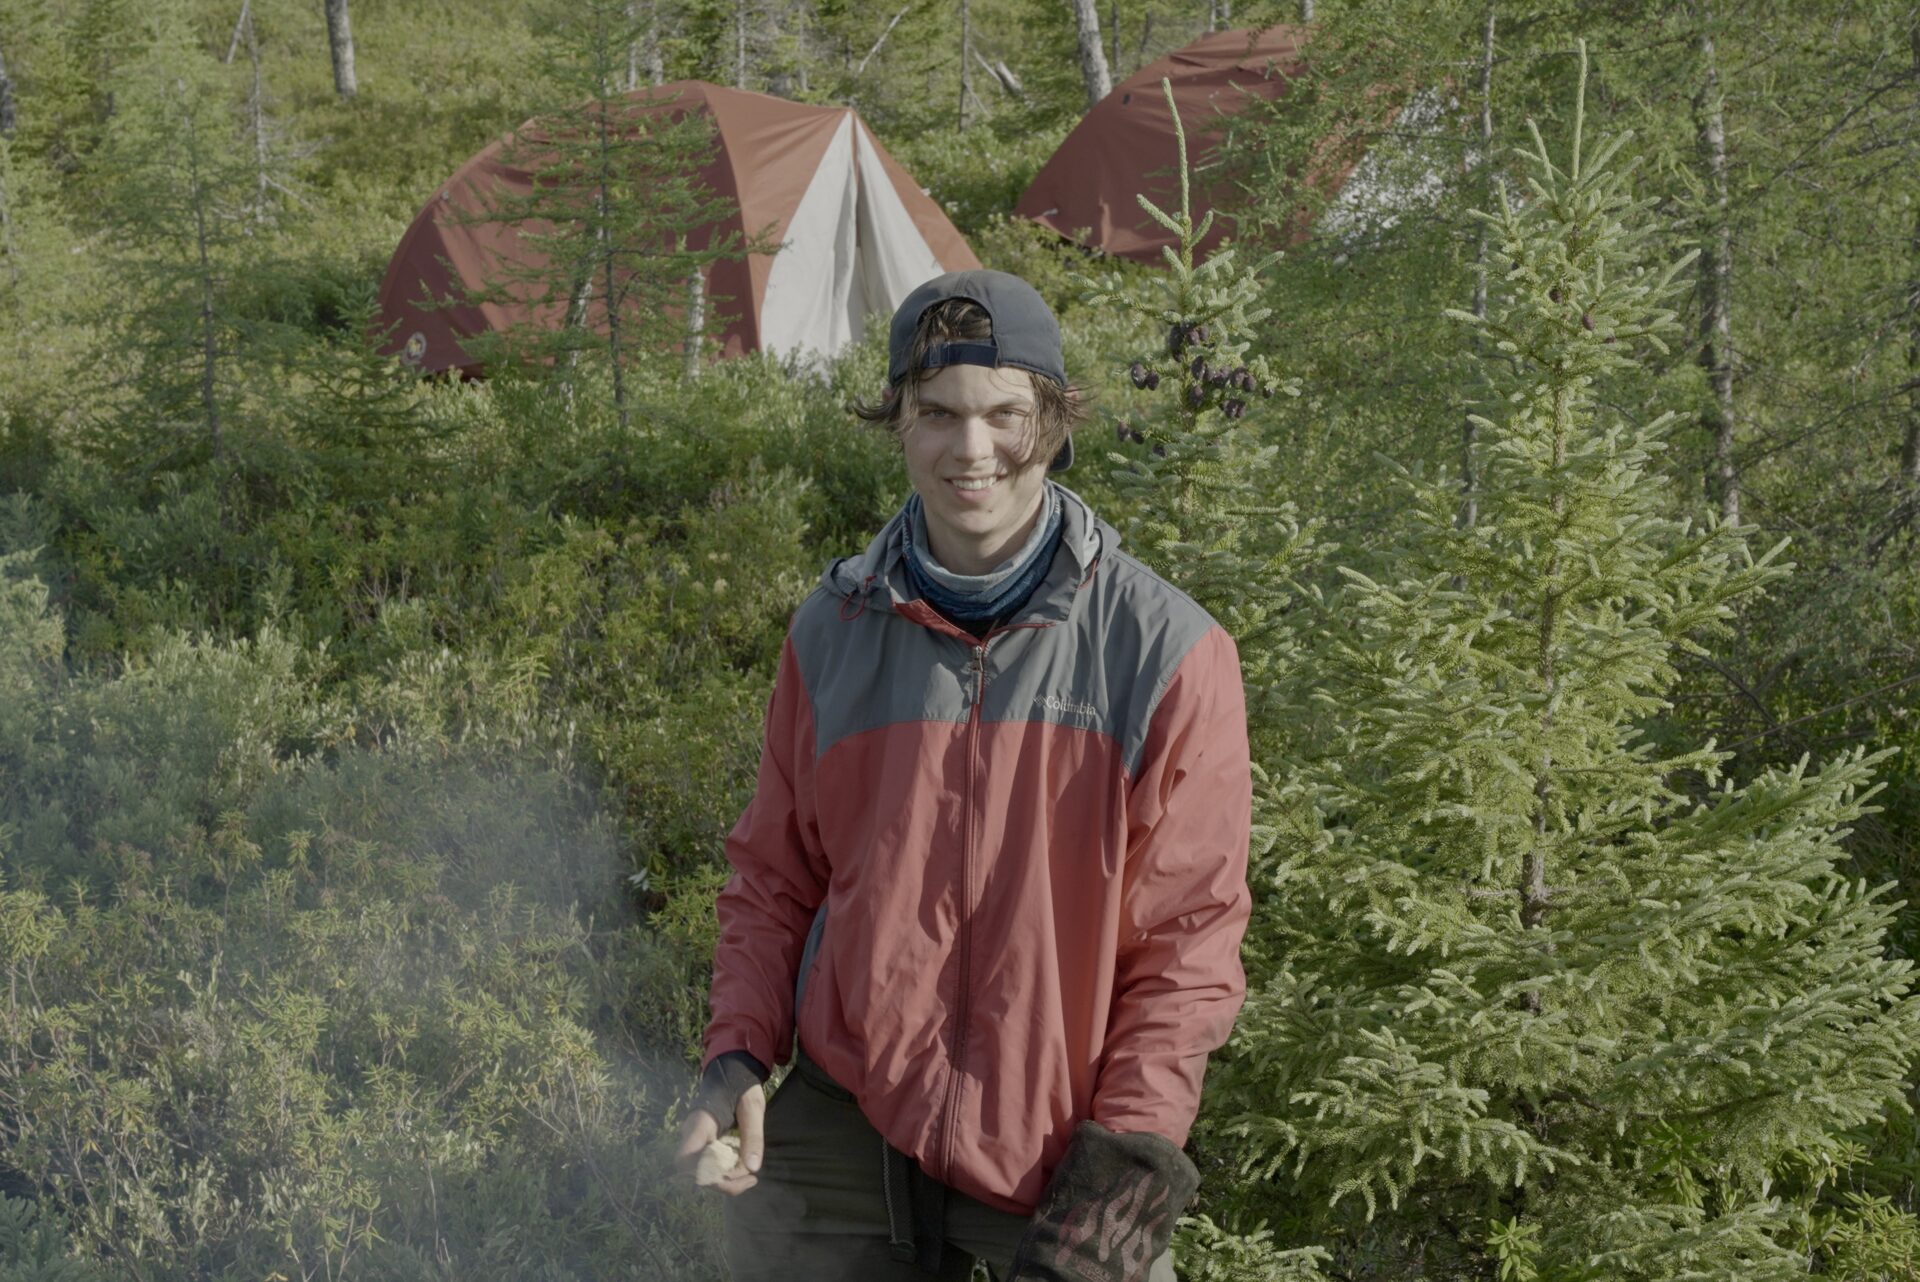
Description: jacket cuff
xmin=689 ymin=1050 xmax=769 ymax=1133
xmin=1007 ymin=1121 xmax=1199 ymax=1282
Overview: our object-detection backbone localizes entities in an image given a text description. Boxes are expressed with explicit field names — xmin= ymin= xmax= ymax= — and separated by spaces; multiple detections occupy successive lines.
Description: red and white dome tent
xmin=1015 ymin=26 xmax=1421 ymax=263
xmin=375 ymin=81 xmax=980 ymax=377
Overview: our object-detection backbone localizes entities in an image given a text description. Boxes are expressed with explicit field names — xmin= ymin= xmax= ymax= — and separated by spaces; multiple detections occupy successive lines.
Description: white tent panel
xmin=853 ymin=123 xmax=944 ymax=322
xmin=760 ymin=114 xmax=860 ymax=364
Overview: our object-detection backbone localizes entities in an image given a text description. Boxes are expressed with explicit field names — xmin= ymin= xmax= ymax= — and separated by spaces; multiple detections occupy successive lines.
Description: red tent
xmin=376 ymin=81 xmax=979 ymax=376
xmin=1015 ymin=27 xmax=1366 ymax=263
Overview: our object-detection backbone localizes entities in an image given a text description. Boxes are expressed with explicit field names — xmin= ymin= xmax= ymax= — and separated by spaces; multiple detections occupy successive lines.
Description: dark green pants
xmin=721 ymin=1054 xmax=1173 ymax=1282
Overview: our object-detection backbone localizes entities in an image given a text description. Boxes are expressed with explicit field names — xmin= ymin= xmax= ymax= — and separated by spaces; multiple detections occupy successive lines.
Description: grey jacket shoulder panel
xmin=1071 ymin=547 xmax=1220 ymax=775
xmin=791 ymin=491 xmax=1223 ymax=774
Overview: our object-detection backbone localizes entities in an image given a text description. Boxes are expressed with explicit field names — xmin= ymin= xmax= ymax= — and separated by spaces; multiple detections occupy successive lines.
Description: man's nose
xmin=949 ymin=415 xmax=995 ymax=459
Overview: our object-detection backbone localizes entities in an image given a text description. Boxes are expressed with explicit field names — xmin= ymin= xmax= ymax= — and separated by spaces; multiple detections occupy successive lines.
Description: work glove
xmin=687 ymin=1050 xmax=768 ymax=1133
xmin=1006 ymin=1121 xmax=1199 ymax=1282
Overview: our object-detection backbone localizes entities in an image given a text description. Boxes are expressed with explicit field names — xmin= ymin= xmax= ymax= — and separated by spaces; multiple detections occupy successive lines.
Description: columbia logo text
xmin=1036 ymin=693 xmax=1099 ymax=720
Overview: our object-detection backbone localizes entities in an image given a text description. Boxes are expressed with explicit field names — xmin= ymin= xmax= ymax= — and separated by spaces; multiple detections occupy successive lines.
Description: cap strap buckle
xmin=920 ymin=341 xmax=999 ymax=372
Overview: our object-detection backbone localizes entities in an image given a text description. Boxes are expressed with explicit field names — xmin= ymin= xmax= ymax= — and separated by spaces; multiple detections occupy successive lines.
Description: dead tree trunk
xmin=646 ymin=0 xmax=665 ymax=85
xmin=626 ymin=0 xmax=642 ymax=91
xmin=734 ymin=0 xmax=749 ymax=89
xmin=1068 ymin=0 xmax=1112 ymax=109
xmin=324 ymin=0 xmax=358 ymax=99
xmin=1460 ymin=7 xmax=1496 ymax=532
xmin=187 ymin=145 xmax=223 ymax=464
xmin=1694 ymin=18 xmax=1739 ymax=525
xmin=1904 ymin=28 xmax=1920 ymax=488
xmin=1904 ymin=213 xmax=1920 ymax=488
xmin=244 ymin=10 xmax=271 ymax=226
xmin=0 ymin=144 xmax=19 ymax=289
xmin=224 ymin=1 xmax=252 ymax=63
xmin=976 ymin=51 xmax=1023 ymax=100
xmin=0 ymin=39 xmax=16 ymax=138
xmin=959 ymin=0 xmax=973 ymax=130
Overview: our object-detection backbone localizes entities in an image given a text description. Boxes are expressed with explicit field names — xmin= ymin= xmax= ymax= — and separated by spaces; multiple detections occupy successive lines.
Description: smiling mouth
xmin=949 ymin=477 xmax=1000 ymax=491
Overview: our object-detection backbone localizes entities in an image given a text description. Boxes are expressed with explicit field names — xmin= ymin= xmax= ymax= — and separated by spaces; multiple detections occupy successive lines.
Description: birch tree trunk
xmin=1694 ymin=19 xmax=1739 ymax=525
xmin=684 ymin=261 xmax=706 ymax=379
xmin=324 ymin=0 xmax=358 ymax=99
xmin=1068 ymin=0 xmax=1112 ymax=109
xmin=1460 ymin=8 xmax=1496 ymax=532
xmin=1299 ymin=0 xmax=1314 ymax=20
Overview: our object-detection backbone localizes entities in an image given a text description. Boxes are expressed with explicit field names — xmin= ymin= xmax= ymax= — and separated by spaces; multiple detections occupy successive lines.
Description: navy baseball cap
xmin=886 ymin=270 xmax=1067 ymax=389
xmin=886 ymin=270 xmax=1073 ymax=470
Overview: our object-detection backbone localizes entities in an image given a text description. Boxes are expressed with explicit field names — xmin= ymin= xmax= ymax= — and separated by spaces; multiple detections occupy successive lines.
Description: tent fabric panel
xmin=851 ymin=124 xmax=949 ymax=321
xmin=375 ymin=137 xmax=568 ymax=377
xmin=692 ymin=85 xmax=851 ymax=356
xmin=759 ymin=115 xmax=862 ymax=364
xmin=854 ymin=122 xmax=984 ymax=275
xmin=1013 ymin=26 xmax=1310 ymax=263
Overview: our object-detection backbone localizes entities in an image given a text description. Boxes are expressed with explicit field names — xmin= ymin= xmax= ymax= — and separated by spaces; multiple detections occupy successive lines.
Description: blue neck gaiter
xmin=903 ymin=486 xmax=1063 ymax=627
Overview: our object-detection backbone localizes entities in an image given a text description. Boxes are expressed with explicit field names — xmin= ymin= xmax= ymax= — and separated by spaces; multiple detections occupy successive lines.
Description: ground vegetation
xmin=0 ymin=2 xmax=1917 ymax=1278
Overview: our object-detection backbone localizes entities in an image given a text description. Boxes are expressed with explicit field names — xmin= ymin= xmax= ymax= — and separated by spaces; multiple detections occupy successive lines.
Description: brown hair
xmin=853 ymin=298 xmax=1085 ymax=466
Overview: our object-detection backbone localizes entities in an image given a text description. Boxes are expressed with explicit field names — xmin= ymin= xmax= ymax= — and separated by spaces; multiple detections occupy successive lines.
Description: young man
xmin=677 ymin=270 xmax=1252 ymax=1282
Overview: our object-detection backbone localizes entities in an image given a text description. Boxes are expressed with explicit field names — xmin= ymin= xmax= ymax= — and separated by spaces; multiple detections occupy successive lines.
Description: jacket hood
xmin=822 ymin=481 xmax=1113 ymax=624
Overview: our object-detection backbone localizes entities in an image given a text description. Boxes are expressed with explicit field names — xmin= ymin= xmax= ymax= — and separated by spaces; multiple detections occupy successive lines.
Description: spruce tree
xmin=1077 ymin=79 xmax=1320 ymax=758
xmin=1203 ymin=45 xmax=1920 ymax=1280
xmin=86 ymin=10 xmax=274 ymax=479
xmin=1078 ymin=80 xmax=1331 ymax=1281
xmin=462 ymin=0 xmax=750 ymax=426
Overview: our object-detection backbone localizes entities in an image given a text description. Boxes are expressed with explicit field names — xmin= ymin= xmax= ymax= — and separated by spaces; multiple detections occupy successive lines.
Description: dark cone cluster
xmin=1128 ymin=320 xmax=1275 ymax=425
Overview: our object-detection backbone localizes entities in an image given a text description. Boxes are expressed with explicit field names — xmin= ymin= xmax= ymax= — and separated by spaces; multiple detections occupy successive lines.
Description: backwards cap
xmin=885 ymin=270 xmax=1067 ymax=389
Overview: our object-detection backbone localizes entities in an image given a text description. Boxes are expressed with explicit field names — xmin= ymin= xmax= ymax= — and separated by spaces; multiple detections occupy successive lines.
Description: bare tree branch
xmin=854 ymin=3 xmax=915 ymax=77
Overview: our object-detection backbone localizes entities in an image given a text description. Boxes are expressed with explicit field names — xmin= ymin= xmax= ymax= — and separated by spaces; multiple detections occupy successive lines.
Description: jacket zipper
xmin=939 ymin=638 xmax=989 ymax=1183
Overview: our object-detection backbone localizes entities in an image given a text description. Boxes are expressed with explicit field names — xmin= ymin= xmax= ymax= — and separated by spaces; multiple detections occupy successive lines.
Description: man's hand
xmin=1007 ymin=1122 xmax=1197 ymax=1282
xmin=675 ymin=1086 xmax=766 ymax=1195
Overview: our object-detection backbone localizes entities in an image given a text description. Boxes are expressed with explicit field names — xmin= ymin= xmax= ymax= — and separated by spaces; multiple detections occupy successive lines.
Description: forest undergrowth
xmin=2 ymin=1 xmax=1919 ymax=1278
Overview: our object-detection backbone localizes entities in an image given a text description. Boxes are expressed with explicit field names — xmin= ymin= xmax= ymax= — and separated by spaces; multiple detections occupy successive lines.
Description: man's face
xmin=901 ymin=362 xmax=1051 ymax=578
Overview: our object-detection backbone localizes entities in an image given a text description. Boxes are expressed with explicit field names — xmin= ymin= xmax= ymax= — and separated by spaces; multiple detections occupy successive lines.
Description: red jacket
xmin=703 ymin=485 xmax=1252 ymax=1214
